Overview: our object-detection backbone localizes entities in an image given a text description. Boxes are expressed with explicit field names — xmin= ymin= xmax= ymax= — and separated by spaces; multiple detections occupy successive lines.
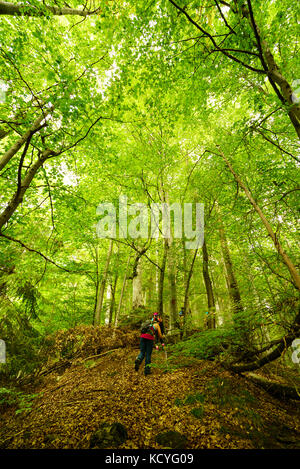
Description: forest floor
xmin=1 ymin=332 xmax=300 ymax=450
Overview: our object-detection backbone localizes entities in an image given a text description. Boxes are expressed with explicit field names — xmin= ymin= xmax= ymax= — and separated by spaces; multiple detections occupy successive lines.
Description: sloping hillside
xmin=1 ymin=327 xmax=299 ymax=450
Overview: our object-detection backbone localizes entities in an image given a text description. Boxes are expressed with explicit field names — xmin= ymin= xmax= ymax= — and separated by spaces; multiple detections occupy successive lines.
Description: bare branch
xmin=0 ymin=1 xmax=101 ymax=17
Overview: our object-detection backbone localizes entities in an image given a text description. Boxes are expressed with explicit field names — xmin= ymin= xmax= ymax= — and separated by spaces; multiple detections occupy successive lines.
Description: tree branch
xmin=0 ymin=232 xmax=72 ymax=272
xmin=168 ymin=0 xmax=266 ymax=74
xmin=0 ymin=1 xmax=101 ymax=17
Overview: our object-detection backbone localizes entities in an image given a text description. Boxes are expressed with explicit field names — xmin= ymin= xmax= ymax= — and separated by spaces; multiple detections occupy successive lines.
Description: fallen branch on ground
xmin=82 ymin=349 xmax=120 ymax=361
xmin=244 ymin=372 xmax=300 ymax=400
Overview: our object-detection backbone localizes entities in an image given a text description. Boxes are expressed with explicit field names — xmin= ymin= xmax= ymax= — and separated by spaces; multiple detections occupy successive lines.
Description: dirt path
xmin=1 ymin=346 xmax=300 ymax=449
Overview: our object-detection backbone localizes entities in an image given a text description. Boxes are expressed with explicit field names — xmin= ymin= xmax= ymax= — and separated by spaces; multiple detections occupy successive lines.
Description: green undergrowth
xmin=0 ymin=387 xmax=41 ymax=415
xmin=174 ymin=392 xmax=206 ymax=420
xmin=167 ymin=312 xmax=265 ymax=364
xmin=205 ymin=377 xmax=257 ymax=407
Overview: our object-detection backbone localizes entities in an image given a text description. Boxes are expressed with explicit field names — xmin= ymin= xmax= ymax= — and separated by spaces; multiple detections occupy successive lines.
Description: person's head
xmin=153 ymin=312 xmax=159 ymax=322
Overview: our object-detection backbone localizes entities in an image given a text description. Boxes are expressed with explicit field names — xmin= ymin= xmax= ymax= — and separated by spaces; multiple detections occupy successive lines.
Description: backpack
xmin=140 ymin=320 xmax=155 ymax=336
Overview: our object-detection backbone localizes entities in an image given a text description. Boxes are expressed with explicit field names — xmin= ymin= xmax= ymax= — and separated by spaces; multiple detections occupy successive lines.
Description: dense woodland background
xmin=0 ymin=0 xmax=299 ymax=450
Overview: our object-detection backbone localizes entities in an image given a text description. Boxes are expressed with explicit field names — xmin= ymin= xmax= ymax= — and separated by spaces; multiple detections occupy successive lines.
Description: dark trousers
xmin=137 ymin=337 xmax=154 ymax=374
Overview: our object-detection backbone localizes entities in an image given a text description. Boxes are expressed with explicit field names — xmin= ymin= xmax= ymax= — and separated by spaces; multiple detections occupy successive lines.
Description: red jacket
xmin=140 ymin=332 xmax=155 ymax=340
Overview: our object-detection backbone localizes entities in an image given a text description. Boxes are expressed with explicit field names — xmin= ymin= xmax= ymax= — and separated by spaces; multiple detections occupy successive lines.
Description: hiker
xmin=153 ymin=312 xmax=165 ymax=350
xmin=179 ymin=306 xmax=185 ymax=328
xmin=204 ymin=311 xmax=209 ymax=329
xmin=155 ymin=312 xmax=165 ymax=335
xmin=135 ymin=315 xmax=163 ymax=376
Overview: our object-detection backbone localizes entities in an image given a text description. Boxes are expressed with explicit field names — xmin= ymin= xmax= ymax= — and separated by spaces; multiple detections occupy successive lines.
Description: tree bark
xmin=94 ymin=240 xmax=113 ymax=326
xmin=182 ymin=248 xmax=198 ymax=338
xmin=0 ymin=128 xmax=11 ymax=141
xmin=0 ymin=108 xmax=53 ymax=172
xmin=114 ymin=255 xmax=130 ymax=329
xmin=132 ymin=257 xmax=144 ymax=310
xmin=93 ymin=246 xmax=100 ymax=324
xmin=157 ymin=238 xmax=168 ymax=316
xmin=202 ymin=239 xmax=216 ymax=329
xmin=168 ymin=241 xmax=178 ymax=332
xmin=216 ymin=203 xmax=243 ymax=314
xmin=0 ymin=148 xmax=56 ymax=231
xmin=108 ymin=274 xmax=118 ymax=326
xmin=241 ymin=0 xmax=300 ymax=140
xmin=0 ymin=1 xmax=98 ymax=17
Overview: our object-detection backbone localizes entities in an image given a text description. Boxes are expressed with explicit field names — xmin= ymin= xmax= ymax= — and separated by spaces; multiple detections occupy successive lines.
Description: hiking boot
xmin=144 ymin=367 xmax=151 ymax=376
xmin=134 ymin=358 xmax=141 ymax=371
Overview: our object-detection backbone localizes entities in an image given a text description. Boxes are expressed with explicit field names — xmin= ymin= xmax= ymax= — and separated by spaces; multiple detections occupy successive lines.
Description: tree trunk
xmin=0 ymin=1 xmax=98 ymax=17
xmin=211 ymin=269 xmax=223 ymax=326
xmin=92 ymin=246 xmax=100 ymax=324
xmin=108 ymin=274 xmax=118 ymax=326
xmin=0 ymin=108 xmax=53 ymax=172
xmin=218 ymin=149 xmax=300 ymax=291
xmin=94 ymin=240 xmax=113 ymax=326
xmin=228 ymin=308 xmax=300 ymax=372
xmin=181 ymin=238 xmax=190 ymax=314
xmin=240 ymin=0 xmax=300 ymax=140
xmin=216 ymin=204 xmax=243 ymax=314
xmin=168 ymin=242 xmax=178 ymax=332
xmin=157 ymin=239 xmax=168 ymax=316
xmin=202 ymin=239 xmax=216 ymax=329
xmin=244 ymin=372 xmax=300 ymax=400
xmin=0 ymin=148 xmax=56 ymax=231
xmin=168 ymin=0 xmax=300 ymax=140
xmin=114 ymin=255 xmax=131 ymax=329
xmin=0 ymin=128 xmax=11 ymax=141
xmin=182 ymin=248 xmax=198 ymax=338
xmin=132 ymin=257 xmax=144 ymax=310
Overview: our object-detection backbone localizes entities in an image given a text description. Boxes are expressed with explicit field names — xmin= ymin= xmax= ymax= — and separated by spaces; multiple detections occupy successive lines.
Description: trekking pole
xmin=161 ymin=342 xmax=168 ymax=369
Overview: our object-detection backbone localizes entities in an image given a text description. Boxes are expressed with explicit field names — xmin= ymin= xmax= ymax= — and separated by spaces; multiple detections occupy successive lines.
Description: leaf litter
xmin=0 ymin=327 xmax=299 ymax=449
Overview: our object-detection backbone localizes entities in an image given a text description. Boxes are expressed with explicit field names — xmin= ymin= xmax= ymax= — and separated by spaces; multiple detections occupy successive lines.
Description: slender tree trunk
xmin=94 ymin=239 xmax=113 ymax=326
xmin=114 ymin=255 xmax=131 ymax=329
xmin=132 ymin=257 xmax=144 ymax=310
xmin=181 ymin=238 xmax=190 ymax=313
xmin=182 ymin=248 xmax=198 ymax=338
xmin=211 ymin=269 xmax=222 ymax=326
xmin=93 ymin=246 xmax=100 ymax=324
xmin=108 ymin=274 xmax=118 ymax=326
xmin=168 ymin=242 xmax=178 ymax=332
xmin=218 ymin=148 xmax=300 ymax=290
xmin=155 ymin=245 xmax=159 ymax=298
xmin=156 ymin=183 xmax=170 ymax=316
xmin=157 ymin=239 xmax=168 ymax=316
xmin=216 ymin=204 xmax=243 ymax=314
xmin=202 ymin=240 xmax=216 ymax=329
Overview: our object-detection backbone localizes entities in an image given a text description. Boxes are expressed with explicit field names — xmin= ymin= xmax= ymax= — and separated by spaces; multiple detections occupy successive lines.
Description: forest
xmin=0 ymin=0 xmax=299 ymax=452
